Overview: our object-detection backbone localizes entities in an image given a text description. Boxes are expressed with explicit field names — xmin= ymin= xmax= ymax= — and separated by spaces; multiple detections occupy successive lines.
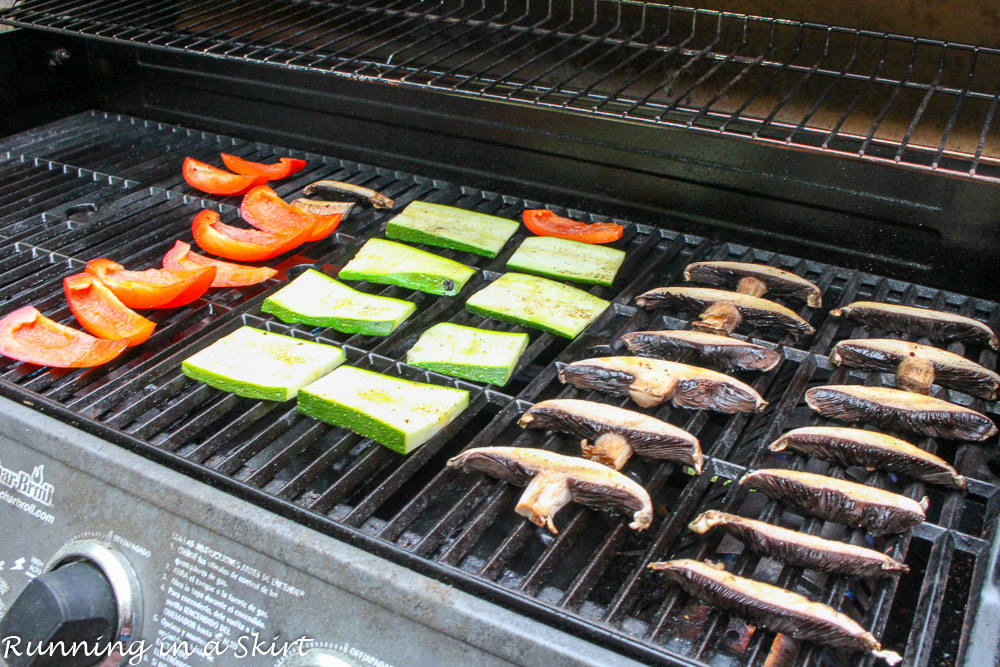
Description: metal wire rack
xmin=3 ymin=0 xmax=1000 ymax=183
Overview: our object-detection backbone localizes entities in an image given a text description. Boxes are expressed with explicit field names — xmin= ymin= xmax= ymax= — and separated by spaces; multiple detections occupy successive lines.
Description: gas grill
xmin=0 ymin=2 xmax=998 ymax=666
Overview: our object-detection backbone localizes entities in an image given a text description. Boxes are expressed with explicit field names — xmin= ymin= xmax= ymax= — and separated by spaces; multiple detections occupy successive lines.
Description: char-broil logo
xmin=0 ymin=460 xmax=54 ymax=507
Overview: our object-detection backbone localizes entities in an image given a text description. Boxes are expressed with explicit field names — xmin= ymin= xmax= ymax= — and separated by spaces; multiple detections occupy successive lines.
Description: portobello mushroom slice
xmin=805 ymin=385 xmax=997 ymax=441
xmin=770 ymin=426 xmax=966 ymax=490
xmin=739 ymin=469 xmax=927 ymax=535
xmin=684 ymin=261 xmax=823 ymax=308
xmin=689 ymin=510 xmax=909 ymax=577
xmin=830 ymin=338 xmax=1000 ymax=399
xmin=635 ymin=287 xmax=814 ymax=338
xmin=289 ymin=198 xmax=355 ymax=218
xmin=558 ymin=356 xmax=768 ymax=413
xmin=830 ymin=301 xmax=998 ymax=350
xmin=517 ymin=398 xmax=703 ymax=472
xmin=446 ymin=447 xmax=653 ymax=532
xmin=647 ymin=560 xmax=902 ymax=664
xmin=622 ymin=329 xmax=781 ymax=372
xmin=303 ymin=179 xmax=395 ymax=209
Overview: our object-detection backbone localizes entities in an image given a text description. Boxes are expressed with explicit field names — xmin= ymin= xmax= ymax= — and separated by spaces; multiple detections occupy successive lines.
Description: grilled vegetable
xmin=446 ymin=446 xmax=653 ymax=532
xmin=288 ymin=199 xmax=354 ymax=219
xmin=262 ymin=269 xmax=416 ymax=336
xmin=559 ymin=356 xmax=768 ymax=413
xmin=522 ymin=209 xmax=624 ymax=244
xmin=386 ymin=201 xmax=520 ymax=258
xmin=241 ymin=186 xmax=342 ymax=242
xmin=163 ymin=241 xmax=277 ymax=288
xmin=338 ymin=238 xmax=476 ymax=297
xmin=406 ymin=323 xmax=529 ymax=386
xmin=220 ymin=153 xmax=306 ymax=180
xmin=517 ymin=398 xmax=702 ymax=471
xmin=622 ymin=329 xmax=781 ymax=372
xmin=830 ymin=338 xmax=1000 ymax=399
xmin=831 ymin=301 xmax=998 ymax=350
xmin=465 ymin=272 xmax=610 ymax=339
xmin=298 ymin=365 xmax=469 ymax=454
xmin=635 ymin=287 xmax=814 ymax=338
xmin=647 ymin=560 xmax=902 ymax=664
xmin=84 ymin=259 xmax=215 ymax=309
xmin=689 ymin=511 xmax=909 ymax=577
xmin=0 ymin=305 xmax=128 ymax=368
xmin=805 ymin=385 xmax=997 ymax=441
xmin=769 ymin=426 xmax=966 ymax=490
xmin=182 ymin=325 xmax=345 ymax=401
xmin=684 ymin=261 xmax=822 ymax=307
xmin=182 ymin=157 xmax=266 ymax=196
xmin=64 ymin=273 xmax=156 ymax=346
xmin=304 ymin=179 xmax=395 ymax=209
xmin=740 ymin=468 xmax=927 ymax=535
xmin=191 ymin=209 xmax=309 ymax=261
xmin=506 ymin=235 xmax=626 ymax=286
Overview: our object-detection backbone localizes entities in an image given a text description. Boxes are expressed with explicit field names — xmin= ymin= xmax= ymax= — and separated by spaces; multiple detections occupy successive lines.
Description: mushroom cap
xmin=518 ymin=398 xmax=702 ymax=471
xmin=558 ymin=356 xmax=768 ymax=413
xmin=688 ymin=510 xmax=909 ymax=576
xmin=805 ymin=384 xmax=998 ymax=441
xmin=622 ymin=329 xmax=781 ymax=372
xmin=770 ymin=426 xmax=966 ymax=490
xmin=635 ymin=287 xmax=814 ymax=338
xmin=739 ymin=468 xmax=928 ymax=535
xmin=446 ymin=446 xmax=654 ymax=530
xmin=684 ymin=261 xmax=822 ymax=307
xmin=830 ymin=301 xmax=998 ymax=350
xmin=830 ymin=338 xmax=1000 ymax=399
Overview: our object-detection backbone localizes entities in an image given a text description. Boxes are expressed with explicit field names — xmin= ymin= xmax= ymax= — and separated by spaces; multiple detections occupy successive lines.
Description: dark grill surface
xmin=1 ymin=111 xmax=998 ymax=666
xmin=4 ymin=0 xmax=1000 ymax=182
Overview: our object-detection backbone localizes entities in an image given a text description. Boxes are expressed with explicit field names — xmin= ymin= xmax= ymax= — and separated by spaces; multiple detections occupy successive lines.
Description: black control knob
xmin=0 ymin=561 xmax=118 ymax=667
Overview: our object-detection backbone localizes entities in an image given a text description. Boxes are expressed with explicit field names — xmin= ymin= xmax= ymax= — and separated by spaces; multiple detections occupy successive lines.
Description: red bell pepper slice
xmin=0 ymin=306 xmax=129 ymax=368
xmin=191 ymin=209 xmax=309 ymax=261
xmin=84 ymin=259 xmax=216 ymax=309
xmin=240 ymin=185 xmax=342 ymax=242
xmin=182 ymin=158 xmax=268 ymax=196
xmin=64 ymin=274 xmax=156 ymax=347
xmin=523 ymin=209 xmax=624 ymax=244
xmin=163 ymin=241 xmax=277 ymax=288
xmin=220 ymin=154 xmax=307 ymax=181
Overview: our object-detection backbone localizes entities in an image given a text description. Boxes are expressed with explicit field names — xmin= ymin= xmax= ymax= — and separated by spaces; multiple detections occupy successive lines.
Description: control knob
xmin=0 ymin=540 xmax=141 ymax=667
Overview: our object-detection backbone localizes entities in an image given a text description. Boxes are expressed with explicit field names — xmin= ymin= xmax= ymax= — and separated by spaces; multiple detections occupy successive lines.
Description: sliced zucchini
xmin=465 ymin=272 xmax=610 ymax=339
xmin=407 ymin=322 xmax=529 ymax=386
xmin=339 ymin=238 xmax=476 ymax=297
xmin=386 ymin=201 xmax=520 ymax=258
xmin=182 ymin=325 xmax=345 ymax=401
xmin=262 ymin=269 xmax=416 ymax=336
xmin=298 ymin=365 xmax=470 ymax=454
xmin=506 ymin=236 xmax=626 ymax=286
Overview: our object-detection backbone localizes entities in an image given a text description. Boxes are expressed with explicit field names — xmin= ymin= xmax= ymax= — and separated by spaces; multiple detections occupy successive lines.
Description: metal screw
xmin=48 ymin=48 xmax=70 ymax=67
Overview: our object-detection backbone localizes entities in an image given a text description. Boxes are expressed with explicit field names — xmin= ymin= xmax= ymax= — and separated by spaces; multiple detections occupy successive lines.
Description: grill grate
xmin=4 ymin=0 xmax=1000 ymax=183
xmin=1 ymin=111 xmax=998 ymax=666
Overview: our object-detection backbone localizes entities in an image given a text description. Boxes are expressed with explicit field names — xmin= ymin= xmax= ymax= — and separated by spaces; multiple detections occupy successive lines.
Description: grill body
xmin=1 ymin=3 xmax=999 ymax=666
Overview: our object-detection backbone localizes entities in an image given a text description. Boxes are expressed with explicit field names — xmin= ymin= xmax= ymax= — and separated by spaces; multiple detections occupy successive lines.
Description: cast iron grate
xmin=0 ymin=111 xmax=998 ymax=666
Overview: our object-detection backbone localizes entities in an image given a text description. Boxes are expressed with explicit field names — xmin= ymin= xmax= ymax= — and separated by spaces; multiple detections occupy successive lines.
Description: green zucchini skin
xmin=406 ymin=323 xmax=529 ymax=386
xmin=262 ymin=269 xmax=417 ymax=335
xmin=338 ymin=238 xmax=476 ymax=296
xmin=506 ymin=236 xmax=626 ymax=286
xmin=385 ymin=201 xmax=520 ymax=258
xmin=298 ymin=390 xmax=408 ymax=453
xmin=465 ymin=272 xmax=610 ymax=339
